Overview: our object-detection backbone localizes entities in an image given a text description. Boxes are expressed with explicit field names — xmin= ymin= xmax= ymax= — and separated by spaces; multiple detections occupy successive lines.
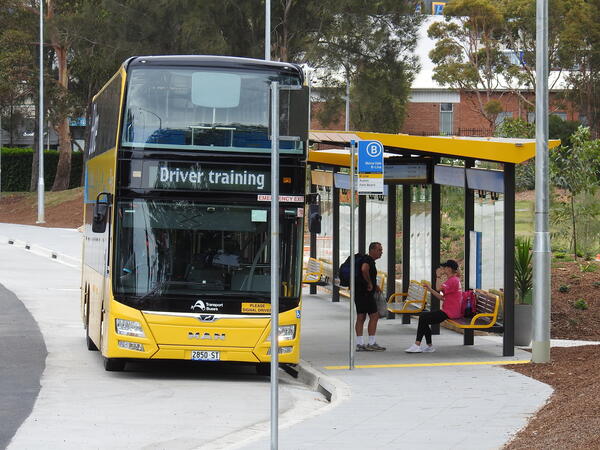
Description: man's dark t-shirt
xmin=355 ymin=254 xmax=378 ymax=314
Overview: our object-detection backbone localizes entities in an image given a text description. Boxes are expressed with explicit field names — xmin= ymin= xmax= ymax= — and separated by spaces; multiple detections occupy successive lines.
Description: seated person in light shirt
xmin=405 ymin=259 xmax=463 ymax=353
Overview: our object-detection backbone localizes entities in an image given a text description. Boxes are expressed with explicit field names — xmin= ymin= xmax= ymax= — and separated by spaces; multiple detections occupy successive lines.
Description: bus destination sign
xmin=145 ymin=162 xmax=270 ymax=192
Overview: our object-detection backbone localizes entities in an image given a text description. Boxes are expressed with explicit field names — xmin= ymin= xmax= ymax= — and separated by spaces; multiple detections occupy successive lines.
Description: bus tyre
xmin=256 ymin=363 xmax=270 ymax=376
xmin=104 ymin=358 xmax=126 ymax=372
xmin=86 ymin=333 xmax=98 ymax=351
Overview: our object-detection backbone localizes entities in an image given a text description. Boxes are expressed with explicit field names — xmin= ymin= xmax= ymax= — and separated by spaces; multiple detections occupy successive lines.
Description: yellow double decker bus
xmin=82 ymin=56 xmax=309 ymax=372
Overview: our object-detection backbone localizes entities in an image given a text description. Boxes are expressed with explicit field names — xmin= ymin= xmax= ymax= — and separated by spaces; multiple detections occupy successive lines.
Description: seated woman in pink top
xmin=405 ymin=259 xmax=463 ymax=353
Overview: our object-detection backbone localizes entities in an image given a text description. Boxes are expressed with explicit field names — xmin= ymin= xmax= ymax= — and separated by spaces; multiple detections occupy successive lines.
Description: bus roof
xmin=124 ymin=55 xmax=304 ymax=82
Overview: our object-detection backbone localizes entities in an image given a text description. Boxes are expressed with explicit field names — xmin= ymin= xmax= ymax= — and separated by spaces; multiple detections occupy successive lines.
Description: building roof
xmin=309 ymin=130 xmax=561 ymax=165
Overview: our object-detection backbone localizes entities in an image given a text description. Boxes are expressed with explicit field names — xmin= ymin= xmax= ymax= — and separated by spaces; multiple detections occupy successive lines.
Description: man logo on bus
xmin=191 ymin=300 xmax=206 ymax=311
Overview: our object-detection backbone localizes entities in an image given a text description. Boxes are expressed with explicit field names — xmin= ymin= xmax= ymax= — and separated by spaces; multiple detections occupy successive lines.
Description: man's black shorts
xmin=354 ymin=288 xmax=377 ymax=314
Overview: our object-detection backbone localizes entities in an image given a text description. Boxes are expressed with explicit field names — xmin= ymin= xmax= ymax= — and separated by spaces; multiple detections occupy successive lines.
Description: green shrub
xmin=514 ymin=237 xmax=533 ymax=304
xmin=558 ymin=284 xmax=570 ymax=293
xmin=0 ymin=147 xmax=83 ymax=191
xmin=579 ymin=262 xmax=598 ymax=273
xmin=554 ymin=252 xmax=566 ymax=259
xmin=573 ymin=298 xmax=588 ymax=310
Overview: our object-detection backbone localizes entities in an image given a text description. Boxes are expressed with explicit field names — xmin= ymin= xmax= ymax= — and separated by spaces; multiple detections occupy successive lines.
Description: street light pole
xmin=265 ymin=0 xmax=271 ymax=61
xmin=532 ymin=0 xmax=550 ymax=363
xmin=37 ymin=0 xmax=45 ymax=223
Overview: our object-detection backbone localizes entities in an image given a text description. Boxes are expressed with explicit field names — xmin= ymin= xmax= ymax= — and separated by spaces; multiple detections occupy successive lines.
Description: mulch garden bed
xmin=504 ymin=260 xmax=600 ymax=449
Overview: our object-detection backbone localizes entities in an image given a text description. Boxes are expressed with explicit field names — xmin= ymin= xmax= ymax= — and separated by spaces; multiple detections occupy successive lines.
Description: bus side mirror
xmin=307 ymin=193 xmax=321 ymax=234
xmin=92 ymin=192 xmax=112 ymax=233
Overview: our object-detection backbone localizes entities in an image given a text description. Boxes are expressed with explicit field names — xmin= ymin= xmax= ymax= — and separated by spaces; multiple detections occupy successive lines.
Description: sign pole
xmin=269 ymin=81 xmax=280 ymax=449
xmin=349 ymin=140 xmax=356 ymax=370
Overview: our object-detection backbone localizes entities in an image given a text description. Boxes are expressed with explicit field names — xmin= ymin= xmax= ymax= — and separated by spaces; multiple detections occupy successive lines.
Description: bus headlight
xmin=267 ymin=324 xmax=296 ymax=342
xmin=115 ymin=319 xmax=146 ymax=337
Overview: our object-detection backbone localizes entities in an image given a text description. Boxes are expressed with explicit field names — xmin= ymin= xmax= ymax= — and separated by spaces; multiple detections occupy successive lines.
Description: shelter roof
xmin=309 ymin=130 xmax=561 ymax=165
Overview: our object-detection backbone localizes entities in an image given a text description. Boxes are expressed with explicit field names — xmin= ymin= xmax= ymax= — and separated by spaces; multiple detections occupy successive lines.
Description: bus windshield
xmin=113 ymin=199 xmax=302 ymax=303
xmin=121 ymin=67 xmax=303 ymax=153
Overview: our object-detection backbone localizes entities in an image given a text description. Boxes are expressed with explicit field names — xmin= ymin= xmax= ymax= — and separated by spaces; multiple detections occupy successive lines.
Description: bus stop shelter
xmin=305 ymin=130 xmax=560 ymax=357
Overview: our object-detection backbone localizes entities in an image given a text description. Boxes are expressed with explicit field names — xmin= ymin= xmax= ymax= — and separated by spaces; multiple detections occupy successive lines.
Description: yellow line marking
xmin=324 ymin=360 xmax=531 ymax=370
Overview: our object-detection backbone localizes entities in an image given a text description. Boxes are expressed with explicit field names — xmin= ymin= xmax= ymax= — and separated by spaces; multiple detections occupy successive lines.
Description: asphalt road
xmin=0 ymin=227 xmax=325 ymax=449
xmin=0 ymin=284 xmax=46 ymax=449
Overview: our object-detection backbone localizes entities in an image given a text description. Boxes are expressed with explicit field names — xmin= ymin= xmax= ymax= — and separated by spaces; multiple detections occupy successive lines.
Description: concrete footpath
xmin=0 ymin=224 xmax=554 ymax=450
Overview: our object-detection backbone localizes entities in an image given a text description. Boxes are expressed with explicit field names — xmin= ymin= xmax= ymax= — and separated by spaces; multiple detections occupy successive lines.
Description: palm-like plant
xmin=514 ymin=237 xmax=533 ymax=304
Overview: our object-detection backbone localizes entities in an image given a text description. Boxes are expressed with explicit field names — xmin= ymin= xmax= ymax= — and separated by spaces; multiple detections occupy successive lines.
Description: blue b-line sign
xmin=357 ymin=140 xmax=384 ymax=194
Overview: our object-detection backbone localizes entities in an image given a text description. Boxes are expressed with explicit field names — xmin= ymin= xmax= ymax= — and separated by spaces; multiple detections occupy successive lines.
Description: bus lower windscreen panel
xmin=113 ymin=199 xmax=302 ymax=308
xmin=121 ymin=67 xmax=304 ymax=153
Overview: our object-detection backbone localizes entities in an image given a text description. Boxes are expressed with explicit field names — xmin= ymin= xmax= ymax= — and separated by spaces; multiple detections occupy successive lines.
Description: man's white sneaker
xmin=421 ymin=345 xmax=436 ymax=353
xmin=405 ymin=344 xmax=422 ymax=353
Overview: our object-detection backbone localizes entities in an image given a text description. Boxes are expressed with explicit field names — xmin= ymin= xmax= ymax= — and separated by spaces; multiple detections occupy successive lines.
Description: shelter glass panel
xmin=365 ymin=194 xmax=388 ymax=284
xmin=410 ymin=185 xmax=432 ymax=283
xmin=315 ymin=185 xmax=333 ymax=269
xmin=474 ymin=193 xmax=504 ymax=290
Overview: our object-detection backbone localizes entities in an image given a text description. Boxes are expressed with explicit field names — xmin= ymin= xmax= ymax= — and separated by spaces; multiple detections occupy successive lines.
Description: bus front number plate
xmin=191 ymin=350 xmax=220 ymax=361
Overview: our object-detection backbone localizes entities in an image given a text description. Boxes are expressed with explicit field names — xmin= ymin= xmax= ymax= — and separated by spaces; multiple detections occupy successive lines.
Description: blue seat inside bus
xmin=131 ymin=127 xmax=296 ymax=150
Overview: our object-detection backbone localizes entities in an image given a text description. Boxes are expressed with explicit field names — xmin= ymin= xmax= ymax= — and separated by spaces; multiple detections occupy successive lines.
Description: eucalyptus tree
xmin=306 ymin=0 xmax=422 ymax=132
xmin=428 ymin=0 xmax=510 ymax=132
xmin=561 ymin=0 xmax=600 ymax=136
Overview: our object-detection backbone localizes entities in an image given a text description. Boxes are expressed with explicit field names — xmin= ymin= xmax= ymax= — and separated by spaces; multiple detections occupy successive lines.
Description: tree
xmin=500 ymin=0 xmax=584 ymax=109
xmin=306 ymin=0 xmax=422 ymax=132
xmin=428 ymin=0 xmax=511 ymax=132
xmin=561 ymin=0 xmax=600 ymax=136
xmin=550 ymin=126 xmax=600 ymax=257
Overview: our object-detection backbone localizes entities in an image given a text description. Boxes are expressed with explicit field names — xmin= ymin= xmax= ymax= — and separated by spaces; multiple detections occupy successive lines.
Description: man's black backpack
xmin=338 ymin=253 xmax=365 ymax=287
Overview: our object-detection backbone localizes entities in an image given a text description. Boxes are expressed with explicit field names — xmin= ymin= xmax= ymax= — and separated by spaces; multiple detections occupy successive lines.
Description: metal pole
xmin=37 ymin=0 xmax=45 ymax=223
xmin=532 ymin=0 xmax=551 ymax=363
xmin=345 ymin=78 xmax=350 ymax=131
xmin=349 ymin=140 xmax=356 ymax=370
xmin=265 ymin=0 xmax=271 ymax=61
xmin=269 ymin=81 xmax=279 ymax=449
xmin=0 ymin=115 xmax=2 ymax=198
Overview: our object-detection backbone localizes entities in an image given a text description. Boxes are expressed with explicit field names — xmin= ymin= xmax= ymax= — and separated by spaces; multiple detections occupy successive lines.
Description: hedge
xmin=0 ymin=147 xmax=83 ymax=192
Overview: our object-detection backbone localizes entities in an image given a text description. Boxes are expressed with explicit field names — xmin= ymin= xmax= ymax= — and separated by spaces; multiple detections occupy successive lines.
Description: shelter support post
xmin=464 ymin=160 xmax=474 ymax=291
xmin=463 ymin=161 xmax=475 ymax=345
xmin=402 ymin=185 xmax=411 ymax=324
xmin=310 ymin=182 xmax=317 ymax=295
xmin=387 ymin=185 xmax=397 ymax=319
xmin=503 ymin=163 xmax=516 ymax=356
xmin=358 ymin=195 xmax=366 ymax=254
xmin=464 ymin=329 xmax=474 ymax=345
xmin=431 ymin=181 xmax=441 ymax=335
xmin=332 ymin=168 xmax=340 ymax=302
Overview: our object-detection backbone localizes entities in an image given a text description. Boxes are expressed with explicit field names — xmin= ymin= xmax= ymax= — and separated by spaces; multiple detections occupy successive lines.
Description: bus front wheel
xmin=104 ymin=358 xmax=126 ymax=372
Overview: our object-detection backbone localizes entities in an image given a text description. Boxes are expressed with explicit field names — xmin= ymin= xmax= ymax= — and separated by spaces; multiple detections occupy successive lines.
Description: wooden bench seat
xmin=446 ymin=290 xmax=500 ymax=329
xmin=302 ymin=257 xmax=329 ymax=286
xmin=446 ymin=289 xmax=502 ymax=345
xmin=387 ymin=280 xmax=427 ymax=314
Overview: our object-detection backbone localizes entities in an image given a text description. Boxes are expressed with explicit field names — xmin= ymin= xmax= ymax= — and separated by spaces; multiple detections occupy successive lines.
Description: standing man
xmin=355 ymin=242 xmax=386 ymax=351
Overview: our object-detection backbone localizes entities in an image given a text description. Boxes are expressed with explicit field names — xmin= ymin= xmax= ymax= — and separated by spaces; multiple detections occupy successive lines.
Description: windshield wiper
xmin=137 ymin=279 xmax=172 ymax=303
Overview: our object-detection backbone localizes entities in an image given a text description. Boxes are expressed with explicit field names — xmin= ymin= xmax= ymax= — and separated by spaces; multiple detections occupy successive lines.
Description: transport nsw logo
xmin=191 ymin=300 xmax=206 ymax=311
